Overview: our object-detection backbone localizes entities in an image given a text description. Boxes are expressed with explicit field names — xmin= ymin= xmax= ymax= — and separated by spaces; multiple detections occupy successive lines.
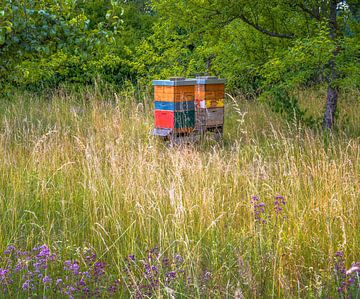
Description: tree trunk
xmin=323 ymin=83 xmax=338 ymax=129
xmin=322 ymin=0 xmax=339 ymax=129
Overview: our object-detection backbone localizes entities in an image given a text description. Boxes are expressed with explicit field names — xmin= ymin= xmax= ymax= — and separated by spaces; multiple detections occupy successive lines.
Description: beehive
xmin=195 ymin=76 xmax=225 ymax=132
xmin=153 ymin=77 xmax=196 ymax=134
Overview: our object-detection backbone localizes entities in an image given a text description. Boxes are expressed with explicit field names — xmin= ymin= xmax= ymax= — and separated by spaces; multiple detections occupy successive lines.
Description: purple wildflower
xmin=165 ymin=271 xmax=176 ymax=284
xmin=174 ymin=254 xmax=183 ymax=265
xmin=94 ymin=261 xmax=106 ymax=278
xmin=33 ymin=261 xmax=47 ymax=273
xmin=84 ymin=249 xmax=97 ymax=265
xmin=64 ymin=285 xmax=76 ymax=297
xmin=335 ymin=251 xmax=344 ymax=258
xmin=0 ymin=268 xmax=10 ymax=287
xmin=334 ymin=251 xmax=360 ymax=294
xmin=274 ymin=195 xmax=286 ymax=218
xmin=56 ymin=278 xmax=63 ymax=286
xmin=79 ymin=277 xmax=86 ymax=286
xmin=43 ymin=276 xmax=52 ymax=284
xmin=147 ymin=247 xmax=159 ymax=261
xmin=108 ymin=279 xmax=120 ymax=294
xmin=37 ymin=245 xmax=50 ymax=258
xmin=22 ymin=279 xmax=31 ymax=290
xmin=335 ymin=251 xmax=346 ymax=277
xmin=150 ymin=278 xmax=160 ymax=289
xmin=82 ymin=287 xmax=90 ymax=294
xmin=346 ymin=263 xmax=360 ymax=275
xmin=108 ymin=285 xmax=117 ymax=294
xmin=251 ymin=196 xmax=267 ymax=224
xmin=64 ymin=260 xmax=80 ymax=275
xmin=15 ymin=262 xmax=25 ymax=272
xmin=162 ymin=257 xmax=170 ymax=268
xmin=144 ymin=264 xmax=152 ymax=276
xmin=0 ymin=268 xmax=8 ymax=278
xmin=4 ymin=245 xmax=15 ymax=255
xmin=203 ymin=270 xmax=212 ymax=281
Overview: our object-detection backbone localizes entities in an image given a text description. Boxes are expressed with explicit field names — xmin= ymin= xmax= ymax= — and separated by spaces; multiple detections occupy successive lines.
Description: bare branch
xmin=296 ymin=3 xmax=321 ymax=21
xmin=190 ymin=1 xmax=295 ymax=39
xmin=237 ymin=14 xmax=294 ymax=39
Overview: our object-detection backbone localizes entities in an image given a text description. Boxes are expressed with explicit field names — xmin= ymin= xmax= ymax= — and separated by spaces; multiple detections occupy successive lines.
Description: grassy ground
xmin=0 ymin=85 xmax=359 ymax=298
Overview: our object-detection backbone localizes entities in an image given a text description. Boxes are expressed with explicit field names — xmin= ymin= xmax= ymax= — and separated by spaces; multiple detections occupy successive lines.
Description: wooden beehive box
xmin=195 ymin=76 xmax=226 ymax=132
xmin=152 ymin=77 xmax=196 ymax=135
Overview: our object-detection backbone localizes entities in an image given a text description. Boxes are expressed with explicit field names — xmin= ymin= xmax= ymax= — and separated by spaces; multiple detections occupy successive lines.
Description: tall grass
xmin=0 ymin=86 xmax=359 ymax=297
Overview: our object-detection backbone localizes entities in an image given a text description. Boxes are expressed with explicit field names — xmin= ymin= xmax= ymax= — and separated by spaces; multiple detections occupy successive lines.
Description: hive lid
xmin=196 ymin=76 xmax=226 ymax=85
xmin=196 ymin=76 xmax=218 ymax=79
xmin=169 ymin=77 xmax=186 ymax=81
xmin=152 ymin=77 xmax=196 ymax=86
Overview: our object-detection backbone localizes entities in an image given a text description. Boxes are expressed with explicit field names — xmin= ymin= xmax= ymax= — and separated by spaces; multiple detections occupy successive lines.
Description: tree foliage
xmin=0 ymin=0 xmax=359 ymax=128
xmin=0 ymin=0 xmax=153 ymax=89
xmin=136 ymin=0 xmax=359 ymax=126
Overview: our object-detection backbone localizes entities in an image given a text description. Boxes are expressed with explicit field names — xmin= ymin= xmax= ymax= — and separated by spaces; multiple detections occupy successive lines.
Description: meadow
xmin=0 ymin=85 xmax=359 ymax=298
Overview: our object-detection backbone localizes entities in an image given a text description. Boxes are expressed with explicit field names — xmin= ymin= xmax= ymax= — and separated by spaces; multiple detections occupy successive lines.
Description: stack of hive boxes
xmin=195 ymin=76 xmax=225 ymax=133
xmin=152 ymin=77 xmax=196 ymax=136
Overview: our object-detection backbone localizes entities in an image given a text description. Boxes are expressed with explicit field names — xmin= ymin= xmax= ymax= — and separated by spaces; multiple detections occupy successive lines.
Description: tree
xmin=148 ymin=0 xmax=359 ymax=129
xmin=322 ymin=0 xmax=340 ymax=129
xmin=0 ymin=0 xmax=155 ymax=89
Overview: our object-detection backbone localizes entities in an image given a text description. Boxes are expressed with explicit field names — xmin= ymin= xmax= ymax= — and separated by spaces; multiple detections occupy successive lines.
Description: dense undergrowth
xmin=0 ymin=86 xmax=359 ymax=298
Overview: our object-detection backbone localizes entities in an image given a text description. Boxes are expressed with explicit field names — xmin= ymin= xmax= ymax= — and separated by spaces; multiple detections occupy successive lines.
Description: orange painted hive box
xmin=195 ymin=76 xmax=226 ymax=129
xmin=195 ymin=76 xmax=225 ymax=109
xmin=153 ymin=77 xmax=196 ymax=102
xmin=153 ymin=77 xmax=196 ymax=133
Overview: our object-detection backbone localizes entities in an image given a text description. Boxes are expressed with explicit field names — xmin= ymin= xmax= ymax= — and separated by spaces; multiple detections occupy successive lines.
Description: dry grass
xmin=0 ymin=86 xmax=359 ymax=297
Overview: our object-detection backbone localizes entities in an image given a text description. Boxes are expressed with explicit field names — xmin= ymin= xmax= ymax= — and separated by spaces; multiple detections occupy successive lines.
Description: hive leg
xmin=214 ymin=126 xmax=223 ymax=141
